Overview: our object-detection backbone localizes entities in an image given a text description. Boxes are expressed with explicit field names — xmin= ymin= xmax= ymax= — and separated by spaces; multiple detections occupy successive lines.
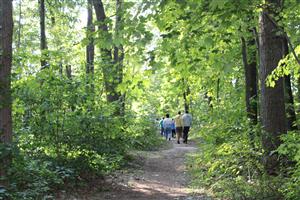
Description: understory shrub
xmin=277 ymin=132 xmax=300 ymax=200
xmin=188 ymin=104 xmax=286 ymax=200
xmin=2 ymin=71 xmax=163 ymax=199
xmin=1 ymin=153 xmax=75 ymax=200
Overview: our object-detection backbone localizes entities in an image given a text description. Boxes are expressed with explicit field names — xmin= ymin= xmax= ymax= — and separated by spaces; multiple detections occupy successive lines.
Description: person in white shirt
xmin=182 ymin=110 xmax=192 ymax=144
xmin=163 ymin=114 xmax=173 ymax=141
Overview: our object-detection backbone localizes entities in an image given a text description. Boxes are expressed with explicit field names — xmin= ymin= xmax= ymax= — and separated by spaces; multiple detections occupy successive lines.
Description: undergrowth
xmin=0 ymin=113 xmax=162 ymax=200
xmin=187 ymin=114 xmax=300 ymax=200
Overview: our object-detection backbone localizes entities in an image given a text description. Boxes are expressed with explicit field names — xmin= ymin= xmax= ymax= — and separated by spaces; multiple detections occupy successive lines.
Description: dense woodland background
xmin=1 ymin=0 xmax=300 ymax=199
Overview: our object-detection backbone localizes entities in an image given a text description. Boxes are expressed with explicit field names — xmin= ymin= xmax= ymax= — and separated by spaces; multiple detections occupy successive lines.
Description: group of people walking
xmin=159 ymin=111 xmax=192 ymax=144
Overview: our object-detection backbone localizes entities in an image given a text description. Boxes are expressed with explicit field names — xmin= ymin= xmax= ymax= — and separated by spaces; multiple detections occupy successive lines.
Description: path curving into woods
xmin=60 ymin=140 xmax=212 ymax=200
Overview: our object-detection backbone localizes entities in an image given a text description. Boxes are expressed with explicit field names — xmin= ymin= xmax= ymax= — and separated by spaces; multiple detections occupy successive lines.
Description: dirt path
xmin=61 ymin=139 xmax=211 ymax=200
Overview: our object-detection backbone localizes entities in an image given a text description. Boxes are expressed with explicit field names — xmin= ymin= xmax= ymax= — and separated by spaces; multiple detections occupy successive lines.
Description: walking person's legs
xmin=165 ymin=129 xmax=167 ymax=140
xmin=185 ymin=126 xmax=190 ymax=143
xmin=183 ymin=126 xmax=190 ymax=144
xmin=182 ymin=128 xmax=187 ymax=143
xmin=176 ymin=127 xmax=182 ymax=144
xmin=182 ymin=126 xmax=187 ymax=143
xmin=168 ymin=130 xmax=172 ymax=141
xmin=165 ymin=128 xmax=171 ymax=140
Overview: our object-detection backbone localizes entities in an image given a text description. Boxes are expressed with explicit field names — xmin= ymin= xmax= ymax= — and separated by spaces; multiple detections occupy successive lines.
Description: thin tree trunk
xmin=0 ymin=0 xmax=13 ymax=183
xmin=114 ymin=0 xmax=125 ymax=115
xmin=59 ymin=62 xmax=63 ymax=76
xmin=183 ymin=80 xmax=190 ymax=112
xmin=183 ymin=91 xmax=188 ymax=112
xmin=241 ymin=35 xmax=258 ymax=147
xmin=259 ymin=0 xmax=287 ymax=175
xmin=284 ymin=75 xmax=297 ymax=130
xmin=282 ymin=37 xmax=297 ymax=130
xmin=39 ymin=0 xmax=48 ymax=69
xmin=86 ymin=0 xmax=95 ymax=76
xmin=86 ymin=0 xmax=95 ymax=95
xmin=298 ymin=78 xmax=300 ymax=114
xmin=252 ymin=28 xmax=261 ymax=121
xmin=66 ymin=65 xmax=72 ymax=79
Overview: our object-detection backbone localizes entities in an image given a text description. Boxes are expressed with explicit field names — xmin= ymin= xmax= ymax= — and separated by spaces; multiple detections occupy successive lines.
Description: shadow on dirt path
xmin=60 ymin=139 xmax=212 ymax=200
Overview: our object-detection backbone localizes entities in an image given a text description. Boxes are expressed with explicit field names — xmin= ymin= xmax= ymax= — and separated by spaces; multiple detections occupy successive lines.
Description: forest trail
xmin=62 ymin=140 xmax=212 ymax=200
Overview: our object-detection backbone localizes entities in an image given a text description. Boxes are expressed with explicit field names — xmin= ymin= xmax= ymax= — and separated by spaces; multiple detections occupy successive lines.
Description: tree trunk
xmin=93 ymin=0 xmax=122 ymax=110
xmin=86 ymin=0 xmax=95 ymax=76
xmin=0 ymin=0 xmax=13 ymax=183
xmin=114 ymin=0 xmax=125 ymax=115
xmin=259 ymin=0 xmax=287 ymax=175
xmin=241 ymin=35 xmax=258 ymax=147
xmin=282 ymin=37 xmax=297 ymax=130
xmin=183 ymin=83 xmax=190 ymax=112
xmin=183 ymin=91 xmax=188 ymax=112
xmin=39 ymin=0 xmax=48 ymax=69
xmin=66 ymin=65 xmax=72 ymax=79
xmin=86 ymin=0 xmax=95 ymax=95
xmin=284 ymin=75 xmax=297 ymax=130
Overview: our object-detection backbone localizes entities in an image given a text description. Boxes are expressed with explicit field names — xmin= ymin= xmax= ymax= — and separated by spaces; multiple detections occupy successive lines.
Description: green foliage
xmin=7 ymin=158 xmax=74 ymax=199
xmin=277 ymin=132 xmax=300 ymax=199
xmin=3 ymin=0 xmax=162 ymax=198
xmin=153 ymin=1 xmax=300 ymax=199
xmin=7 ymin=67 xmax=162 ymax=198
xmin=126 ymin=116 xmax=165 ymax=151
xmin=188 ymin=110 xmax=284 ymax=199
xmin=4 ymin=0 xmax=300 ymax=199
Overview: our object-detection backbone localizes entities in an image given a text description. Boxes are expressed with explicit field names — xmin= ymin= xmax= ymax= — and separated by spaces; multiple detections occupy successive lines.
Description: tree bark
xmin=39 ymin=0 xmax=48 ymax=69
xmin=114 ymin=0 xmax=125 ymax=115
xmin=241 ymin=35 xmax=258 ymax=147
xmin=0 ymin=0 xmax=13 ymax=182
xmin=66 ymin=65 xmax=72 ymax=79
xmin=282 ymin=37 xmax=297 ymax=130
xmin=183 ymin=82 xmax=190 ymax=112
xmin=93 ymin=0 xmax=122 ymax=110
xmin=259 ymin=0 xmax=287 ymax=175
xmin=86 ymin=0 xmax=95 ymax=76
xmin=86 ymin=0 xmax=95 ymax=95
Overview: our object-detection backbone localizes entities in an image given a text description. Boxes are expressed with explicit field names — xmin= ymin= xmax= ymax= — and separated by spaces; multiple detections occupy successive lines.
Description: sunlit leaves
xmin=266 ymin=45 xmax=300 ymax=87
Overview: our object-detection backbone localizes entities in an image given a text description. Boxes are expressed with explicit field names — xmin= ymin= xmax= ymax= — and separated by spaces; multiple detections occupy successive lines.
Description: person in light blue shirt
xmin=163 ymin=114 xmax=173 ymax=141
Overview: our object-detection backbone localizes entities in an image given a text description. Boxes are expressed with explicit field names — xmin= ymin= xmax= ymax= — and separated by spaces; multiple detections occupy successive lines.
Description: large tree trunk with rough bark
xmin=259 ymin=0 xmax=287 ymax=175
xmin=0 ymin=0 xmax=13 ymax=183
xmin=241 ymin=35 xmax=258 ymax=147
